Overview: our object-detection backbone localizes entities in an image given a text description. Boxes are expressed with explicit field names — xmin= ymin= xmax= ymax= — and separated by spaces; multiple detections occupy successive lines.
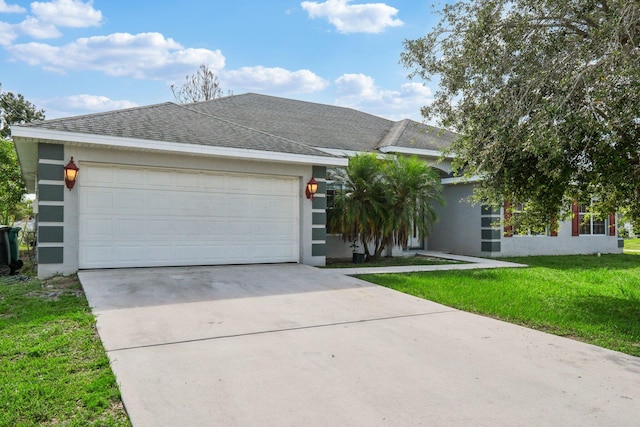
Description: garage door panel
xmin=174 ymin=173 xmax=200 ymax=189
xmin=82 ymin=190 xmax=114 ymax=211
xmin=79 ymin=165 xmax=299 ymax=269
xmin=81 ymin=217 xmax=113 ymax=238
xmin=271 ymin=222 xmax=297 ymax=237
xmin=227 ymin=175 xmax=250 ymax=191
xmin=201 ymin=173 xmax=226 ymax=190
xmin=274 ymin=197 xmax=297 ymax=213
xmin=116 ymin=168 xmax=146 ymax=186
xmin=84 ymin=165 xmax=114 ymax=186
xmin=174 ymin=220 xmax=201 ymax=236
xmin=82 ymin=246 xmax=115 ymax=266
xmin=147 ymin=169 xmax=175 ymax=187
xmin=252 ymin=176 xmax=278 ymax=193
xmin=200 ymin=221 xmax=227 ymax=235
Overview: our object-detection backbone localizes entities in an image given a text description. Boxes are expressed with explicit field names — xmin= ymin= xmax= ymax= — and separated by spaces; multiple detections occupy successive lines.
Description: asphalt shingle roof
xmin=16 ymin=93 xmax=458 ymax=156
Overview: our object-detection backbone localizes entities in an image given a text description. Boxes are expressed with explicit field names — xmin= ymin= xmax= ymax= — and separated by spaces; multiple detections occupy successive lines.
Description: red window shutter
xmin=504 ymin=202 xmax=513 ymax=237
xmin=571 ymin=203 xmax=580 ymax=236
xmin=550 ymin=217 xmax=558 ymax=237
xmin=609 ymin=213 xmax=616 ymax=236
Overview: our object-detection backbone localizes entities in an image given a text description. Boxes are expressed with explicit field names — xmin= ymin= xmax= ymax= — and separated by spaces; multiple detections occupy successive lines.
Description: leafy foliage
xmin=328 ymin=154 xmax=444 ymax=260
xmin=401 ymin=0 xmax=640 ymax=227
xmin=0 ymin=84 xmax=44 ymax=225
xmin=0 ymin=85 xmax=45 ymax=139
xmin=0 ymin=139 xmax=26 ymax=225
xmin=171 ymin=64 xmax=230 ymax=104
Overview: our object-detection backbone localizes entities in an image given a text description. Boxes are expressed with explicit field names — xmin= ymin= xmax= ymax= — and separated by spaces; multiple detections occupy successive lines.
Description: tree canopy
xmin=328 ymin=154 xmax=443 ymax=260
xmin=401 ymin=0 xmax=640 ymax=227
xmin=171 ymin=64 xmax=230 ymax=104
xmin=1 ymin=85 xmax=45 ymax=138
xmin=1 ymin=84 xmax=45 ymax=224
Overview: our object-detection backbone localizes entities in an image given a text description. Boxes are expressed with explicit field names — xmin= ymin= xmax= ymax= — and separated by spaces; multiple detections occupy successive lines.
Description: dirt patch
xmin=26 ymin=274 xmax=85 ymax=301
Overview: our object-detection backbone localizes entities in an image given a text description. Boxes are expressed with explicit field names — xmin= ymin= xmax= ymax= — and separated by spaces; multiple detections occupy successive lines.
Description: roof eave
xmin=11 ymin=126 xmax=348 ymax=167
xmin=378 ymin=145 xmax=455 ymax=159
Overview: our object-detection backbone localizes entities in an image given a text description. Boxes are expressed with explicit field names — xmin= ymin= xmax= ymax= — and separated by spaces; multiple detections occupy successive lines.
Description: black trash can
xmin=0 ymin=226 xmax=10 ymax=270
xmin=8 ymin=227 xmax=21 ymax=264
xmin=352 ymin=252 xmax=365 ymax=264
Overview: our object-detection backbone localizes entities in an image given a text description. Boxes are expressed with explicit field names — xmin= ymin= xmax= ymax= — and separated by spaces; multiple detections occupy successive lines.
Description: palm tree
xmin=328 ymin=153 xmax=386 ymax=259
xmin=328 ymin=154 xmax=444 ymax=260
xmin=383 ymin=155 xmax=444 ymax=250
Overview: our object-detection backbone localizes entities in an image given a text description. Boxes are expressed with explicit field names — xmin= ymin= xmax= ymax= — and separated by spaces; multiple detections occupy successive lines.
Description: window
xmin=512 ymin=203 xmax=548 ymax=236
xmin=578 ymin=204 xmax=606 ymax=235
xmin=504 ymin=202 xmax=552 ymax=237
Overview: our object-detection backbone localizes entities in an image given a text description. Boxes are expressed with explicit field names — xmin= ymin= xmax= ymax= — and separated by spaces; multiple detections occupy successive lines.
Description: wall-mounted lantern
xmin=63 ymin=157 xmax=79 ymax=190
xmin=305 ymin=176 xmax=318 ymax=200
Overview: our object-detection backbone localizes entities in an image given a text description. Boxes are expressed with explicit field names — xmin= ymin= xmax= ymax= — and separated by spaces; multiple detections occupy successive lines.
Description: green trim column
xmin=37 ymin=143 xmax=65 ymax=265
xmin=311 ymin=166 xmax=327 ymax=257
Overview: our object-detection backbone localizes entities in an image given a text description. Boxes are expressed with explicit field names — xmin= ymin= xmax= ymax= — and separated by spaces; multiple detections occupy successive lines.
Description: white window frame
xmin=512 ymin=203 xmax=550 ymax=237
xmin=578 ymin=204 xmax=607 ymax=236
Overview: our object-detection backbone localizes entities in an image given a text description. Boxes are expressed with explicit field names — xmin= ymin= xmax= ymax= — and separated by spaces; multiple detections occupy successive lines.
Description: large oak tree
xmin=402 ymin=0 xmax=640 ymax=228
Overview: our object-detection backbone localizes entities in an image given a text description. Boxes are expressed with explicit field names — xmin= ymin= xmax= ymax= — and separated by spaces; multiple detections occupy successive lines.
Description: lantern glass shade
xmin=305 ymin=177 xmax=319 ymax=200
xmin=63 ymin=157 xmax=79 ymax=190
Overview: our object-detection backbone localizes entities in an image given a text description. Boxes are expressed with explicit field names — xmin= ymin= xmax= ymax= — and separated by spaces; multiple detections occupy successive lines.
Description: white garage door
xmin=79 ymin=164 xmax=299 ymax=269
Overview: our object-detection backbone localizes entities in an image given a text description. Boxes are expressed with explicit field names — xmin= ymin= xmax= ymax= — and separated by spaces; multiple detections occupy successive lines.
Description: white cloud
xmin=62 ymin=94 xmax=138 ymax=111
xmin=0 ymin=0 xmax=25 ymax=13
xmin=0 ymin=0 xmax=101 ymax=43
xmin=31 ymin=0 xmax=102 ymax=28
xmin=334 ymin=73 xmax=432 ymax=120
xmin=7 ymin=32 xmax=226 ymax=80
xmin=0 ymin=21 xmax=17 ymax=45
xmin=223 ymin=66 xmax=329 ymax=94
xmin=40 ymin=94 xmax=139 ymax=119
xmin=301 ymin=0 xmax=403 ymax=34
xmin=17 ymin=16 xmax=61 ymax=39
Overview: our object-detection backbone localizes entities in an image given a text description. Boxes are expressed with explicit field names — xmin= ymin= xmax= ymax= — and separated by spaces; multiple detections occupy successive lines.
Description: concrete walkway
xmin=329 ymin=251 xmax=527 ymax=275
xmin=79 ymin=263 xmax=640 ymax=427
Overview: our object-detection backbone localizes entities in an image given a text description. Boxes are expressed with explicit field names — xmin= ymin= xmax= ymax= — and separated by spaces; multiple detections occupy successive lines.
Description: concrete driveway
xmin=79 ymin=264 xmax=640 ymax=427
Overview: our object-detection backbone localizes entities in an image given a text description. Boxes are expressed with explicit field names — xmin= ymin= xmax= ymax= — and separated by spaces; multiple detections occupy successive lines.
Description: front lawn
xmin=357 ymin=254 xmax=640 ymax=357
xmin=625 ymin=238 xmax=640 ymax=251
xmin=0 ymin=274 xmax=131 ymax=426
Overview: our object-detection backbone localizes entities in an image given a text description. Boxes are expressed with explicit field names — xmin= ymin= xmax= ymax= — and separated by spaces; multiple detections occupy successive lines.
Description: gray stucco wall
xmin=428 ymin=183 xmax=484 ymax=256
xmin=501 ymin=222 xmax=622 ymax=256
xmin=429 ymin=182 xmax=622 ymax=257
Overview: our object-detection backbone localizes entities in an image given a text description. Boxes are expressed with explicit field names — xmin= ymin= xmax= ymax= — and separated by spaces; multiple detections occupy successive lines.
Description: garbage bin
xmin=8 ymin=227 xmax=21 ymax=264
xmin=0 ymin=226 xmax=23 ymax=275
xmin=0 ymin=226 xmax=10 ymax=268
xmin=352 ymin=252 xmax=365 ymax=264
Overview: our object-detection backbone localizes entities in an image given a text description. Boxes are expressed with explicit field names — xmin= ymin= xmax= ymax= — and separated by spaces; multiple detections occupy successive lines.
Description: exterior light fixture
xmin=305 ymin=176 xmax=318 ymax=200
xmin=63 ymin=157 xmax=79 ymax=190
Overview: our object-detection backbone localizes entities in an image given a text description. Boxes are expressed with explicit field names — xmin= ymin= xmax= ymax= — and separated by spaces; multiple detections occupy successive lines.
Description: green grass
xmin=357 ymin=254 xmax=640 ymax=357
xmin=0 ymin=274 xmax=131 ymax=426
xmin=624 ymin=238 xmax=640 ymax=251
xmin=325 ymin=254 xmax=463 ymax=268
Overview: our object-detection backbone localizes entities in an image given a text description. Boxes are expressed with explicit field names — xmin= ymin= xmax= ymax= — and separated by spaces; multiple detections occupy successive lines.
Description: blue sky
xmin=0 ymin=0 xmax=444 ymax=121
